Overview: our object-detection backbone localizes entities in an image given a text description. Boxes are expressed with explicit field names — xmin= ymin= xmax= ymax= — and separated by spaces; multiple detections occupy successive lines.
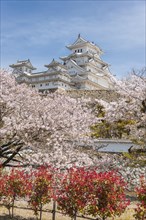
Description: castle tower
xmin=60 ymin=34 xmax=113 ymax=90
xmin=44 ymin=59 xmax=72 ymax=90
xmin=9 ymin=59 xmax=36 ymax=75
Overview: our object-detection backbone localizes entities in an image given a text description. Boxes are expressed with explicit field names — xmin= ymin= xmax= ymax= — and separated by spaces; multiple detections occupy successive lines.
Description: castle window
xmin=78 ymin=49 xmax=80 ymax=52
xmin=32 ymin=85 xmax=35 ymax=88
xmin=75 ymin=50 xmax=76 ymax=53
xmin=81 ymin=49 xmax=82 ymax=52
xmin=40 ymin=84 xmax=42 ymax=87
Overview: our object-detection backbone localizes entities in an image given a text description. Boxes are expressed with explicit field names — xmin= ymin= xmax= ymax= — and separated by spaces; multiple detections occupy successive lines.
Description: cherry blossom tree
xmin=0 ymin=69 xmax=145 ymax=191
xmin=0 ymin=69 xmax=97 ymax=168
xmin=98 ymin=68 xmax=146 ymax=146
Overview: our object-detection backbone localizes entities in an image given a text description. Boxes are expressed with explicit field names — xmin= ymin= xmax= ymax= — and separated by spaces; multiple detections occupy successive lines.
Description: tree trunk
xmin=11 ymin=195 xmax=15 ymax=218
xmin=39 ymin=203 xmax=43 ymax=220
xmin=52 ymin=200 xmax=56 ymax=220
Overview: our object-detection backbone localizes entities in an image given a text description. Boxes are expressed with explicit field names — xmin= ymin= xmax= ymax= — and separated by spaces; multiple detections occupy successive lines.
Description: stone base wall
xmin=66 ymin=90 xmax=119 ymax=102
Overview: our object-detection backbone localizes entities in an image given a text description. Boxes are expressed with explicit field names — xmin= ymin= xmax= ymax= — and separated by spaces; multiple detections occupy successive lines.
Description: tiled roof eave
xmin=9 ymin=63 xmax=36 ymax=70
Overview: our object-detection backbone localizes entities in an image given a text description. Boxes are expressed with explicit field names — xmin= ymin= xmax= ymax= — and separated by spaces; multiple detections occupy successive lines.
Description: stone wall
xmin=66 ymin=90 xmax=119 ymax=102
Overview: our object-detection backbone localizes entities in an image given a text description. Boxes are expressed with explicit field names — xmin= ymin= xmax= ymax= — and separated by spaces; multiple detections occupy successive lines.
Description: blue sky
xmin=1 ymin=0 xmax=145 ymax=78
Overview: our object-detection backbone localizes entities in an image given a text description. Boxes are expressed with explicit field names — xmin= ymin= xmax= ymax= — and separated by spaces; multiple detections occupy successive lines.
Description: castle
xmin=9 ymin=34 xmax=113 ymax=91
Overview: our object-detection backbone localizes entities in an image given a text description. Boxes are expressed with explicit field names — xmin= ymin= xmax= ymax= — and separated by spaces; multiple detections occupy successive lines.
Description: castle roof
xmin=60 ymin=51 xmax=91 ymax=61
xmin=9 ymin=59 xmax=36 ymax=70
xmin=66 ymin=34 xmax=103 ymax=54
xmin=60 ymin=51 xmax=108 ymax=66
xmin=44 ymin=59 xmax=67 ymax=69
xmin=66 ymin=59 xmax=85 ymax=73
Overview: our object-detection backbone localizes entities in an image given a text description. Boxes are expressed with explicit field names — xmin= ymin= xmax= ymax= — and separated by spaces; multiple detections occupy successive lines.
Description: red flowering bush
xmin=28 ymin=166 xmax=53 ymax=220
xmin=85 ymin=170 xmax=129 ymax=220
xmin=57 ymin=167 xmax=93 ymax=219
xmin=57 ymin=168 xmax=129 ymax=220
xmin=1 ymin=168 xmax=29 ymax=218
xmin=134 ymin=177 xmax=146 ymax=220
xmin=0 ymin=166 xmax=130 ymax=220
